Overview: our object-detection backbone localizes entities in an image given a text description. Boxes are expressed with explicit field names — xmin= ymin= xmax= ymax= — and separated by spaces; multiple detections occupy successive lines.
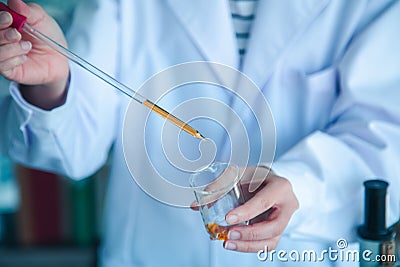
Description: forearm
xmin=5 ymin=0 xmax=120 ymax=177
xmin=6 ymin=65 xmax=120 ymax=178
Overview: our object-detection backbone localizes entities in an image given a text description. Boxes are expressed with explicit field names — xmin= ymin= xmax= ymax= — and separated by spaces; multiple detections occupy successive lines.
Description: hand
xmin=0 ymin=0 xmax=69 ymax=109
xmin=223 ymin=166 xmax=299 ymax=253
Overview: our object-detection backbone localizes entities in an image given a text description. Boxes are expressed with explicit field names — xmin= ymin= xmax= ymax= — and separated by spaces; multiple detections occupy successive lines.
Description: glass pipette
xmin=0 ymin=3 xmax=205 ymax=140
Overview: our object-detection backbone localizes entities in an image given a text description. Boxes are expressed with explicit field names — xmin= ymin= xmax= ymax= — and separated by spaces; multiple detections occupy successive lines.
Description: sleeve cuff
xmin=9 ymin=70 xmax=75 ymax=132
xmin=271 ymin=160 xmax=322 ymax=233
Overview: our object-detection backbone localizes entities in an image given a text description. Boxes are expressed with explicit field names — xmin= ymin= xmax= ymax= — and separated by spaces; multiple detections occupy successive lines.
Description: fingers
xmin=190 ymin=201 xmax=199 ymax=210
xmin=221 ymin=175 xmax=299 ymax=253
xmin=0 ymin=27 xmax=21 ymax=44
xmin=0 ymin=6 xmax=30 ymax=78
xmin=0 ymin=40 xmax=31 ymax=76
xmin=227 ymin=210 xmax=288 ymax=241
xmin=224 ymin=235 xmax=281 ymax=253
xmin=0 ymin=40 xmax=31 ymax=62
xmin=225 ymin=177 xmax=294 ymax=224
xmin=0 ymin=54 xmax=26 ymax=76
xmin=0 ymin=11 xmax=12 ymax=30
xmin=225 ymin=183 xmax=275 ymax=224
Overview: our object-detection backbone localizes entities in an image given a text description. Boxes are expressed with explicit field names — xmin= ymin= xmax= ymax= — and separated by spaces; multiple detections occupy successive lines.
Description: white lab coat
xmin=1 ymin=0 xmax=400 ymax=266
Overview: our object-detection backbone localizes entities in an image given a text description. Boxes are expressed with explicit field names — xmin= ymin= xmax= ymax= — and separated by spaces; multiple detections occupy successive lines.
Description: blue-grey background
xmin=0 ymin=0 xmax=81 ymax=244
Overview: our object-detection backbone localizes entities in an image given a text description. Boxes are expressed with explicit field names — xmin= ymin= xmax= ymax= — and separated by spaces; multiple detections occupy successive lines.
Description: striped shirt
xmin=229 ymin=0 xmax=259 ymax=66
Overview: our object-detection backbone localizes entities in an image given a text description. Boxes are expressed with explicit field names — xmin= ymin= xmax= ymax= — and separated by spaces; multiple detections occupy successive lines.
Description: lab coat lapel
xmin=166 ymin=0 xmax=238 ymax=67
xmin=224 ymin=0 xmax=331 ymax=166
xmin=242 ymin=0 xmax=331 ymax=89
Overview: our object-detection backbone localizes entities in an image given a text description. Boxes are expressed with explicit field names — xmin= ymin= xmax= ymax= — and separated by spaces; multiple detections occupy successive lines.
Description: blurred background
xmin=0 ymin=1 xmax=109 ymax=267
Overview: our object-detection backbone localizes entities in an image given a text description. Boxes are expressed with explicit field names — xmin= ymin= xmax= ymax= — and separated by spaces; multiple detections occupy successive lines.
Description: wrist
xmin=19 ymin=71 xmax=70 ymax=110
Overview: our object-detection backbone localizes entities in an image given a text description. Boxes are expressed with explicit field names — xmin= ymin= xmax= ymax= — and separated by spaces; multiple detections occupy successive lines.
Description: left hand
xmin=223 ymin=166 xmax=299 ymax=253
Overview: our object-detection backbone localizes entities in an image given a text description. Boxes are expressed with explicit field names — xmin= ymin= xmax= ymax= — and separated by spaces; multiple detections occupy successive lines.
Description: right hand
xmin=0 ymin=0 xmax=69 ymax=109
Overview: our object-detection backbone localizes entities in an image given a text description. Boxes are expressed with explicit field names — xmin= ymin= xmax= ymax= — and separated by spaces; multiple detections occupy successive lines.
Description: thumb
xmin=8 ymin=0 xmax=47 ymax=28
xmin=7 ymin=0 xmax=30 ymax=17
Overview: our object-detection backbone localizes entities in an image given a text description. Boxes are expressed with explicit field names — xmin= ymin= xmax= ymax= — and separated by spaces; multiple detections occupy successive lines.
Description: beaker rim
xmin=189 ymin=162 xmax=240 ymax=196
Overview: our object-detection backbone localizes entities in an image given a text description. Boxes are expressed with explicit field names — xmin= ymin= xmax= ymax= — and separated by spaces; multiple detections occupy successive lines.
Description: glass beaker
xmin=190 ymin=162 xmax=247 ymax=241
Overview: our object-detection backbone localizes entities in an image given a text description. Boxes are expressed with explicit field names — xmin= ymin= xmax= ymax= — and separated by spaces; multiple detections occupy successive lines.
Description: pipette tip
xmin=196 ymin=132 xmax=206 ymax=140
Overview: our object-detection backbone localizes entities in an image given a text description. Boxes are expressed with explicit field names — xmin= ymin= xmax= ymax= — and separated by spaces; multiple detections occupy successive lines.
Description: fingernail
xmin=21 ymin=41 xmax=31 ymax=51
xmin=3 ymin=69 xmax=12 ymax=76
xmin=6 ymin=29 xmax=20 ymax=41
xmin=226 ymin=214 xmax=238 ymax=224
xmin=228 ymin=230 xmax=241 ymax=240
xmin=224 ymin=241 xmax=237 ymax=251
xmin=0 ymin=12 xmax=12 ymax=24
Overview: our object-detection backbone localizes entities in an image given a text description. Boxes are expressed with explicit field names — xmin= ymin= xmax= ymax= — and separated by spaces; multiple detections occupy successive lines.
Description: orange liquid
xmin=206 ymin=223 xmax=230 ymax=241
xmin=143 ymin=100 xmax=205 ymax=140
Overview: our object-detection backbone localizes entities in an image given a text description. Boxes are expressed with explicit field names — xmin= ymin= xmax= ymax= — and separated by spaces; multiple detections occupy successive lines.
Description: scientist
xmin=1 ymin=0 xmax=400 ymax=266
